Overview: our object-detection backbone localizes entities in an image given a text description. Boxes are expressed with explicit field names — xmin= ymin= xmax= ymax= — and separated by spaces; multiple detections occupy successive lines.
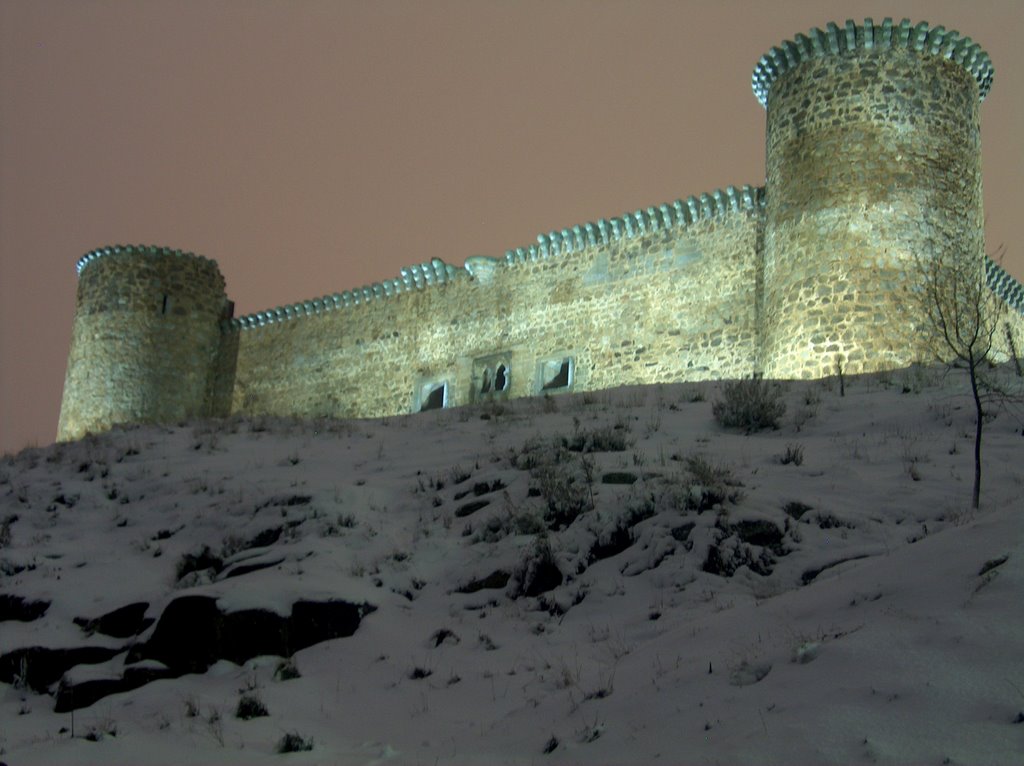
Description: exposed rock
xmin=588 ymin=525 xmax=633 ymax=563
xmin=0 ymin=594 xmax=50 ymax=623
xmin=601 ymin=471 xmax=638 ymax=485
xmin=44 ymin=596 xmax=376 ymax=712
xmin=0 ymin=646 xmax=122 ymax=694
xmin=733 ymin=520 xmax=784 ymax=553
xmin=55 ymin=663 xmax=175 ymax=713
xmin=455 ymin=499 xmax=490 ymax=517
xmin=456 ymin=570 xmax=511 ymax=594
xmin=222 ymin=558 xmax=285 ymax=579
xmin=522 ymin=558 xmax=563 ymax=598
xmin=73 ymin=602 xmax=152 ymax=638
xmin=130 ymin=595 xmax=375 ymax=675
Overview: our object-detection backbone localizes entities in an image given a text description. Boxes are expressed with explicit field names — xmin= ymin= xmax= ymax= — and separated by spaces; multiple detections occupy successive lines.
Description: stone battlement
xmin=223 ymin=184 xmax=765 ymax=332
xmin=76 ymin=244 xmax=219 ymax=277
xmin=56 ymin=19 xmax=1024 ymax=441
xmin=752 ymin=18 xmax=993 ymax=107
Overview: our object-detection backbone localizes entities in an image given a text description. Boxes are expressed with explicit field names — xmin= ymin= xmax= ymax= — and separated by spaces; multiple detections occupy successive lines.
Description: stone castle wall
xmin=228 ymin=187 xmax=764 ymax=420
xmin=57 ymin=19 xmax=1024 ymax=440
xmin=57 ymin=247 xmax=229 ymax=441
xmin=761 ymin=25 xmax=986 ymax=378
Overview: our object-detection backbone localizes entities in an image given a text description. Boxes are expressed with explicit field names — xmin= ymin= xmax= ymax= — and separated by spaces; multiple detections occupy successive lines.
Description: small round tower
xmin=754 ymin=18 xmax=993 ymax=378
xmin=57 ymin=245 xmax=229 ymax=441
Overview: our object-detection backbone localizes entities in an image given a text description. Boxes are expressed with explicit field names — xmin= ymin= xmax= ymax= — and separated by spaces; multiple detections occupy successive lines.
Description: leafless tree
xmin=916 ymin=247 xmax=1006 ymax=509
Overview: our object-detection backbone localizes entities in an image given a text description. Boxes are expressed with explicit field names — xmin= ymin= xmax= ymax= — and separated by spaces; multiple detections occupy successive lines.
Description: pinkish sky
xmin=2 ymin=0 xmax=1022 ymax=454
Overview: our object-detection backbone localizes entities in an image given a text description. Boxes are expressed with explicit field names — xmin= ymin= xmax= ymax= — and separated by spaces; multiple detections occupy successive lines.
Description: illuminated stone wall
xmin=228 ymin=190 xmax=764 ymax=420
xmin=58 ymin=19 xmax=1024 ymax=439
xmin=757 ymin=19 xmax=991 ymax=378
xmin=57 ymin=248 xmax=229 ymax=441
xmin=988 ymin=259 xmax=1024 ymax=362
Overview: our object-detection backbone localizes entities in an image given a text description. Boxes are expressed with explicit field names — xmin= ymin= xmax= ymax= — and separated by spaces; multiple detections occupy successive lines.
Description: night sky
xmin=2 ymin=0 xmax=1021 ymax=454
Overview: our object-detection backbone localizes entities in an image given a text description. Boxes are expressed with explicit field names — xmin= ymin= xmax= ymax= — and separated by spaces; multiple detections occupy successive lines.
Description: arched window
xmin=494 ymin=364 xmax=509 ymax=392
xmin=473 ymin=355 xmax=512 ymax=402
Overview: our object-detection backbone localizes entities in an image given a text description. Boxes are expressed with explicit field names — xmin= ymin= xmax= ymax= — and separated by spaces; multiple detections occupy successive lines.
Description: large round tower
xmin=57 ymin=245 xmax=229 ymax=441
xmin=754 ymin=19 xmax=993 ymax=378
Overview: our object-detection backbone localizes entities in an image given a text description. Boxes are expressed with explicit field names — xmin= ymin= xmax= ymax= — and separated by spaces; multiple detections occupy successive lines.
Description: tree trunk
xmin=969 ymin=360 xmax=983 ymax=510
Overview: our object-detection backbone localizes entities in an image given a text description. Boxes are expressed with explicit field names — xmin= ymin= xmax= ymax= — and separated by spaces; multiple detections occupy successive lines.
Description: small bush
xmin=779 ymin=443 xmax=804 ymax=466
xmin=534 ymin=461 xmax=594 ymax=530
xmin=783 ymin=501 xmax=812 ymax=520
xmin=277 ymin=731 xmax=314 ymax=753
xmin=235 ymin=692 xmax=268 ymax=719
xmin=175 ymin=546 xmax=224 ymax=581
xmin=511 ymin=536 xmax=563 ymax=598
xmin=275 ymin=658 xmax=301 ymax=681
xmin=681 ymin=454 xmax=743 ymax=511
xmin=712 ymin=378 xmax=786 ymax=432
xmin=0 ymin=513 xmax=17 ymax=548
xmin=560 ymin=424 xmax=631 ymax=453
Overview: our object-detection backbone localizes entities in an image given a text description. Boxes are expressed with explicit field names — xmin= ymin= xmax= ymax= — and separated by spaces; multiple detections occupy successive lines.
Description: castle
xmin=57 ymin=18 xmax=1024 ymax=442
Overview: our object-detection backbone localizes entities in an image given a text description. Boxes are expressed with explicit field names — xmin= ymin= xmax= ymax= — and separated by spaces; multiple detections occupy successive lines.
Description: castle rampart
xmin=58 ymin=246 xmax=230 ymax=441
xmin=57 ymin=19 xmax=1024 ymax=440
xmin=228 ymin=185 xmax=764 ymax=421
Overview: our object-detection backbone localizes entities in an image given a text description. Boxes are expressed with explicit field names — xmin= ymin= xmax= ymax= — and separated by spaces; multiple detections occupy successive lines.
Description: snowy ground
xmin=1 ymin=365 xmax=1023 ymax=765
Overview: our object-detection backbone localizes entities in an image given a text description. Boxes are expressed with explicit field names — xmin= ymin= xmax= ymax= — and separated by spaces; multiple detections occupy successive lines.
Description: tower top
xmin=75 ymin=244 xmax=220 ymax=277
xmin=751 ymin=18 xmax=993 ymax=108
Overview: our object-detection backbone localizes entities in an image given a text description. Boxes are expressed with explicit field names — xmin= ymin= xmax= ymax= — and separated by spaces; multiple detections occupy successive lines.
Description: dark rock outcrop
xmin=456 ymin=570 xmax=511 ymax=594
xmin=74 ymin=602 xmax=153 ymax=638
xmin=130 ymin=595 xmax=375 ymax=675
xmin=0 ymin=646 xmax=122 ymax=694
xmin=4 ymin=595 xmax=374 ymax=712
xmin=0 ymin=595 xmax=50 ymax=622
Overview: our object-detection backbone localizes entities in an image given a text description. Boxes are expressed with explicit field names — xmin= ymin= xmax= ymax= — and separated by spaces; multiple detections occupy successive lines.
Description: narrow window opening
xmin=161 ymin=294 xmax=170 ymax=315
xmin=480 ymin=368 xmax=492 ymax=394
xmin=494 ymin=364 xmax=509 ymax=392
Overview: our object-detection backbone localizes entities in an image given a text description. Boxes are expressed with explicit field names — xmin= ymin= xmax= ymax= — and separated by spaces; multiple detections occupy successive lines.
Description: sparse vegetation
xmin=3 ymin=360 xmax=1022 ymax=763
xmin=276 ymin=731 xmax=314 ymax=753
xmin=275 ymin=658 xmax=301 ymax=680
xmin=915 ymin=245 xmax=1009 ymax=509
xmin=677 ymin=454 xmax=744 ymax=512
xmin=235 ymin=692 xmax=268 ymax=719
xmin=779 ymin=443 xmax=804 ymax=466
xmin=510 ymin=535 xmax=562 ymax=598
xmin=174 ymin=546 xmax=224 ymax=581
xmin=712 ymin=377 xmax=786 ymax=432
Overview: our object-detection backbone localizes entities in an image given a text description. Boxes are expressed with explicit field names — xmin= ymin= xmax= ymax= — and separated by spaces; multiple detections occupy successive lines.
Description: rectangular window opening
xmin=417 ymin=380 xmax=448 ymax=412
xmin=539 ymin=356 xmax=574 ymax=391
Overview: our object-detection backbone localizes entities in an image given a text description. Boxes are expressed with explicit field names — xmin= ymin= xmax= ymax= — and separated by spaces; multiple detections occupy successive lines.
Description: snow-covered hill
xmin=2 ymin=366 xmax=1022 ymax=765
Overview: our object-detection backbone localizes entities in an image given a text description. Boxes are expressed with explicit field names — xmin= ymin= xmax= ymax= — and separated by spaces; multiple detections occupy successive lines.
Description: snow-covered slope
xmin=2 ymin=366 xmax=1022 ymax=765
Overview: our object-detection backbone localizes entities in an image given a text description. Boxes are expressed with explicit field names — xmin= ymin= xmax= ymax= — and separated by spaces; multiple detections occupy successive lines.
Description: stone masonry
xmin=57 ymin=19 xmax=1024 ymax=441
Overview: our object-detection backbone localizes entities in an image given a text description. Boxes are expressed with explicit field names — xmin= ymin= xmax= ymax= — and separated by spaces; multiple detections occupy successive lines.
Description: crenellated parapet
xmin=986 ymin=258 xmax=1024 ymax=317
xmin=226 ymin=184 xmax=765 ymax=331
xmin=228 ymin=257 xmax=464 ymax=331
xmin=503 ymin=185 xmax=764 ymax=265
xmin=76 ymin=244 xmax=219 ymax=277
xmin=752 ymin=18 xmax=994 ymax=108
